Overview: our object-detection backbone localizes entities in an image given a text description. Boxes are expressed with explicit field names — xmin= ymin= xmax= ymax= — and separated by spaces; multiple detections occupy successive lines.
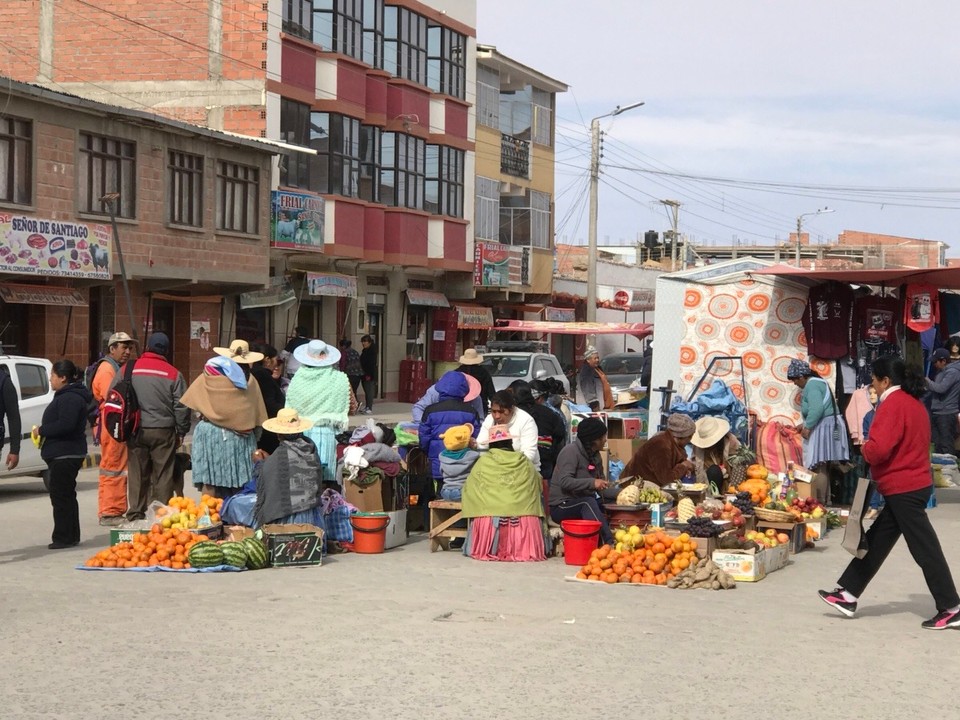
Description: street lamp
xmin=795 ymin=207 xmax=835 ymax=265
xmin=587 ymin=101 xmax=645 ymax=323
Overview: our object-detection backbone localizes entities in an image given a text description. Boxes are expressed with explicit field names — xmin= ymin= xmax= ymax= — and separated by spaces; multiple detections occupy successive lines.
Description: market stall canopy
xmin=750 ymin=264 xmax=960 ymax=289
xmin=0 ymin=284 xmax=86 ymax=306
xmin=495 ymin=320 xmax=653 ymax=338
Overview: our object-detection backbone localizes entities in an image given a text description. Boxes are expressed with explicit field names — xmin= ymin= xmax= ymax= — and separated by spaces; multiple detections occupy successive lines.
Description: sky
xmin=477 ymin=0 xmax=960 ymax=254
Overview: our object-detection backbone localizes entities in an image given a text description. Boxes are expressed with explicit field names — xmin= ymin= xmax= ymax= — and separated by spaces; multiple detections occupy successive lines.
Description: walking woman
xmin=36 ymin=360 xmax=93 ymax=549
xmin=359 ymin=335 xmax=378 ymax=414
xmin=819 ymin=356 xmax=960 ymax=630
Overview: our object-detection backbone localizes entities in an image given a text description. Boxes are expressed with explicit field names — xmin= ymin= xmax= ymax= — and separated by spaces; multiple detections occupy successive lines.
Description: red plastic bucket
xmin=350 ymin=513 xmax=391 ymax=554
xmin=560 ymin=519 xmax=602 ymax=566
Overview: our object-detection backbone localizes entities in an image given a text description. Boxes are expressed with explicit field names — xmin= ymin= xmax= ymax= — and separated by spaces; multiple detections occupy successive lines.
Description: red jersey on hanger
xmin=903 ymin=284 xmax=939 ymax=333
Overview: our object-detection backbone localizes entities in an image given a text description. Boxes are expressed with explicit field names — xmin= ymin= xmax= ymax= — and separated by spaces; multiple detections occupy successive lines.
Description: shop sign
xmin=612 ymin=288 xmax=656 ymax=312
xmin=474 ymin=241 xmax=510 ymax=287
xmin=306 ymin=272 xmax=357 ymax=297
xmin=406 ymin=289 xmax=450 ymax=307
xmin=0 ymin=212 xmax=111 ymax=279
xmin=545 ymin=306 xmax=576 ymax=322
xmin=239 ymin=280 xmax=296 ymax=309
xmin=0 ymin=283 xmax=87 ymax=307
xmin=270 ymin=191 xmax=325 ymax=251
xmin=456 ymin=305 xmax=494 ymax=329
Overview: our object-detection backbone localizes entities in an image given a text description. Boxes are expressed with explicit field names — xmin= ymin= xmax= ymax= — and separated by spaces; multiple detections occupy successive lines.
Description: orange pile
xmin=83 ymin=526 xmax=212 ymax=570
xmin=575 ymin=531 xmax=699 ymax=585
xmin=157 ymin=495 xmax=222 ymax=524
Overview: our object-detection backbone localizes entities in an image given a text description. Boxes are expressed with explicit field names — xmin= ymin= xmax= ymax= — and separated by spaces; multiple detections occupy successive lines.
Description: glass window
xmin=427 ymin=25 xmax=465 ymax=98
xmin=314 ymin=0 xmax=362 ymax=59
xmin=280 ymin=98 xmax=312 ymax=188
xmin=283 ymin=0 xmax=313 ymax=40
xmin=380 ymin=132 xmax=424 ymax=209
xmin=476 ymin=65 xmax=500 ymax=129
xmin=425 ymin=144 xmax=463 ymax=217
xmin=384 ymin=7 xmax=427 ymax=85
xmin=358 ymin=124 xmax=380 ymax=202
xmin=0 ymin=117 xmax=32 ymax=206
xmin=500 ymin=189 xmax=551 ymax=249
xmin=216 ymin=161 xmax=259 ymax=234
xmin=362 ymin=0 xmax=383 ymax=68
xmin=475 ymin=176 xmax=499 ymax=241
xmin=78 ymin=133 xmax=136 ymax=217
xmin=168 ymin=151 xmax=203 ymax=227
xmin=304 ymin=112 xmax=362 ymax=197
xmin=15 ymin=363 xmax=48 ymax=399
xmin=531 ymin=88 xmax=553 ymax=146
xmin=500 ymin=87 xmax=532 ymax=140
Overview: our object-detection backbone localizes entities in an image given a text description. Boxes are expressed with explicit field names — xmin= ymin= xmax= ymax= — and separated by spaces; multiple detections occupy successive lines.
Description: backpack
xmin=84 ymin=358 xmax=106 ymax=428
xmin=102 ymin=360 xmax=140 ymax=442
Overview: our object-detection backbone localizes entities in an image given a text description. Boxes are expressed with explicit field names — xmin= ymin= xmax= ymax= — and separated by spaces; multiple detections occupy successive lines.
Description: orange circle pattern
xmin=743 ymin=351 xmax=764 ymax=370
xmin=679 ymin=346 xmax=697 ymax=365
xmin=684 ymin=289 xmax=703 ymax=308
xmin=748 ymin=293 xmax=771 ymax=312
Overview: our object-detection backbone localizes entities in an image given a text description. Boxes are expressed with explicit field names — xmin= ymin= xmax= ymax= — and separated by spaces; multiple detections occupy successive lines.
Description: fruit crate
xmin=190 ymin=523 xmax=223 ymax=541
xmin=755 ymin=520 xmax=806 ymax=554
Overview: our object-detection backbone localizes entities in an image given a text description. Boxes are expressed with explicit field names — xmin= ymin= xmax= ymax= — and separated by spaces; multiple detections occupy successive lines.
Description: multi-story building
xmin=470 ymin=45 xmax=568 ymax=348
xmin=2 ymin=0 xmax=477 ymax=399
xmin=0 ymin=78 xmax=274 ymax=381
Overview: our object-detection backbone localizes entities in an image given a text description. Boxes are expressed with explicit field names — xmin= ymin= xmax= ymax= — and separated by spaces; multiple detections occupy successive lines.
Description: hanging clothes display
xmin=938 ymin=292 xmax=960 ymax=338
xmin=903 ymin=284 xmax=939 ymax=333
xmin=853 ymin=294 xmax=900 ymax=346
xmin=803 ymin=281 xmax=855 ymax=359
xmin=855 ymin=340 xmax=902 ymax=387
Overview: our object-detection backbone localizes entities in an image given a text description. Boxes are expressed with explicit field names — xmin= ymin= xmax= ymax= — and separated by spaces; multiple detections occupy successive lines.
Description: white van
xmin=0 ymin=355 xmax=55 ymax=487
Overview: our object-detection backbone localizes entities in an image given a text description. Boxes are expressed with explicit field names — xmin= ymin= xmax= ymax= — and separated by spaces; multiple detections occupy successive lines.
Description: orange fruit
xmin=576 ymin=572 xmax=587 ymax=580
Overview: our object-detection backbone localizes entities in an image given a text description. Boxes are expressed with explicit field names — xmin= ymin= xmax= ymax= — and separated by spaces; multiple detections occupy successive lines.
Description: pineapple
xmin=677 ymin=496 xmax=696 ymax=523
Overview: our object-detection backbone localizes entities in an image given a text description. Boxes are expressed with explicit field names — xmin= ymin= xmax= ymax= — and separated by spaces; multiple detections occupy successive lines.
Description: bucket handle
xmin=563 ymin=526 xmax=601 ymax=539
xmin=351 ymin=518 xmax=391 ymax=534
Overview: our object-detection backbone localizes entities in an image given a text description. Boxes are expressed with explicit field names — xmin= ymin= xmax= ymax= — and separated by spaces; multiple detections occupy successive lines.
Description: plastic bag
xmin=609 ymin=458 xmax=625 ymax=482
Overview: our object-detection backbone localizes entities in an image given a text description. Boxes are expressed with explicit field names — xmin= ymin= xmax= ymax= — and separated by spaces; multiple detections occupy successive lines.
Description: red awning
xmin=750 ymin=264 xmax=960 ymax=289
xmin=495 ymin=320 xmax=653 ymax=338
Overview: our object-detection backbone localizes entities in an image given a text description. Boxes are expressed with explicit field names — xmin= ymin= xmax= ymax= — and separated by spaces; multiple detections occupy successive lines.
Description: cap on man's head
xmin=146 ymin=332 xmax=170 ymax=355
xmin=932 ymin=348 xmax=950 ymax=362
xmin=108 ymin=331 xmax=136 ymax=347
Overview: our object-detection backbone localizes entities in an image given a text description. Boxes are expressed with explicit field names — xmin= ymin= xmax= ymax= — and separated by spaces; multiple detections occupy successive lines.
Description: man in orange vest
xmin=91 ymin=332 xmax=136 ymax=526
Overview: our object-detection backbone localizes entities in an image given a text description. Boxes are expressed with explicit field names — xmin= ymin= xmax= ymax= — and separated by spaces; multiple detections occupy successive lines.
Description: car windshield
xmin=600 ymin=356 xmax=644 ymax=375
xmin=481 ymin=355 xmax=531 ymax=377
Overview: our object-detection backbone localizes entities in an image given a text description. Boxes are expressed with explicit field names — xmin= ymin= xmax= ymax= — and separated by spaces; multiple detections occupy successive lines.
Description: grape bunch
xmin=685 ymin=516 xmax=721 ymax=538
xmin=732 ymin=491 xmax=754 ymax=515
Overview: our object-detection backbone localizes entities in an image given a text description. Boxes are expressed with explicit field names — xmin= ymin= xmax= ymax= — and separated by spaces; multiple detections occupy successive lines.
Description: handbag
xmin=754 ymin=420 xmax=803 ymax=474
xmin=842 ymin=476 xmax=875 ymax=558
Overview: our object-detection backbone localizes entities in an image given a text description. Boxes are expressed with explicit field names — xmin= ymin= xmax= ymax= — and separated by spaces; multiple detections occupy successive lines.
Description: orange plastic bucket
xmin=561 ymin=519 xmax=602 ymax=566
xmin=349 ymin=512 xmax=391 ymax=554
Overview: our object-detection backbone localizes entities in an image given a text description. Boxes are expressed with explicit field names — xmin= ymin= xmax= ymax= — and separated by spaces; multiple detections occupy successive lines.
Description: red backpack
xmin=102 ymin=361 xmax=140 ymax=442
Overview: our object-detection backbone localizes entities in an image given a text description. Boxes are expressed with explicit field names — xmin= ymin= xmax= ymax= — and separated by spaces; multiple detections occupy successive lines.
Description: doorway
xmin=152 ymin=300 xmax=175 ymax=356
xmin=367 ymin=304 xmax=383 ymax=400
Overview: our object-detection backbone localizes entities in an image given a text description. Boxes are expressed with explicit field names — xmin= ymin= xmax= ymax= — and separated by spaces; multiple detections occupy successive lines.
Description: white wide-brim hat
xmin=293 ymin=339 xmax=341 ymax=368
xmin=690 ymin=416 xmax=730 ymax=448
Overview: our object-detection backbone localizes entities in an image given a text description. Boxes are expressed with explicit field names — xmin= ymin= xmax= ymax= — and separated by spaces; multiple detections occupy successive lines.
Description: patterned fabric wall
xmin=678 ymin=279 xmax=834 ymax=425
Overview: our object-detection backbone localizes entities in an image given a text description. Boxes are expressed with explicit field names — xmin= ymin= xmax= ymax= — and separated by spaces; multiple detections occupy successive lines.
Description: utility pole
xmin=795 ymin=207 xmax=835 ymax=266
xmin=661 ymin=199 xmax=681 ymax=271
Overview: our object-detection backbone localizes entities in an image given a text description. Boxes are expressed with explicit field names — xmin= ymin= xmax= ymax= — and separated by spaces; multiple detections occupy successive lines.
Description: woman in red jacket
xmin=819 ymin=356 xmax=960 ymax=630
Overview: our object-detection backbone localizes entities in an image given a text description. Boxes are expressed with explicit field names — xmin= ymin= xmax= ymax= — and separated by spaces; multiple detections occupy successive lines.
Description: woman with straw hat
xmin=690 ymin=416 xmax=741 ymax=491
xmin=181 ymin=356 xmax=268 ymax=498
xmin=285 ymin=339 xmax=351 ymax=484
xmin=254 ymin=408 xmax=325 ymax=527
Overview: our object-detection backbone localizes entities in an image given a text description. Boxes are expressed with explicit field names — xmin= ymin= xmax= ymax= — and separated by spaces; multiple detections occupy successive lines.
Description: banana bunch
xmin=638 ymin=487 xmax=669 ymax=504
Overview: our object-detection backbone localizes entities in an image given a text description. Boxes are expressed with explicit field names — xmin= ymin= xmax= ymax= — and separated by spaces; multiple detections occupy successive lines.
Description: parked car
xmin=1 ymin=355 xmax=55 ymax=487
xmin=480 ymin=352 xmax=570 ymax=395
xmin=599 ymin=352 xmax=646 ymax=397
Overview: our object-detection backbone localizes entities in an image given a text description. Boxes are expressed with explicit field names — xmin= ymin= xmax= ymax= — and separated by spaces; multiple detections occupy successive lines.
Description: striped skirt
xmin=191 ymin=420 xmax=256 ymax=491
xmin=466 ymin=516 xmax=546 ymax=562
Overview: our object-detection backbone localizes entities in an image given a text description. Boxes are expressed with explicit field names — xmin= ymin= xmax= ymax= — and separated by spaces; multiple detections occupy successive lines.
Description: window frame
xmin=216 ymin=160 xmax=260 ymax=235
xmin=425 ymin=144 xmax=463 ymax=218
xmin=427 ymin=25 xmax=466 ymax=98
xmin=380 ymin=131 xmax=424 ymax=210
xmin=500 ymin=189 xmax=551 ymax=249
xmin=314 ymin=0 xmax=362 ymax=60
xmin=476 ymin=65 xmax=500 ymax=130
xmin=362 ymin=0 xmax=383 ymax=68
xmin=78 ymin=132 xmax=137 ymax=218
xmin=15 ymin=363 xmax=48 ymax=399
xmin=167 ymin=150 xmax=204 ymax=228
xmin=280 ymin=98 xmax=312 ymax=189
xmin=474 ymin=176 xmax=499 ymax=242
xmin=283 ymin=0 xmax=313 ymax=40
xmin=0 ymin=116 xmax=32 ymax=206
xmin=384 ymin=6 xmax=427 ymax=85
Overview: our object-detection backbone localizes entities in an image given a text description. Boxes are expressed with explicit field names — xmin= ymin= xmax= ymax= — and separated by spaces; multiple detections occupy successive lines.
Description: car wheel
xmin=41 ymin=469 xmax=50 ymax=492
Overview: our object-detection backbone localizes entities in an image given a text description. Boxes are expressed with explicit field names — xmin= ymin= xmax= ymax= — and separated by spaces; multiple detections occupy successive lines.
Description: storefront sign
xmin=474 ymin=241 xmax=510 ymax=287
xmin=406 ymin=289 xmax=450 ymax=307
xmin=270 ymin=191 xmax=325 ymax=251
xmin=239 ymin=280 xmax=296 ymax=309
xmin=306 ymin=272 xmax=357 ymax=297
xmin=0 ymin=213 xmax=111 ymax=279
xmin=0 ymin=283 xmax=87 ymax=306
xmin=612 ymin=288 xmax=656 ymax=312
xmin=456 ymin=305 xmax=494 ymax=329
xmin=545 ymin=306 xmax=576 ymax=322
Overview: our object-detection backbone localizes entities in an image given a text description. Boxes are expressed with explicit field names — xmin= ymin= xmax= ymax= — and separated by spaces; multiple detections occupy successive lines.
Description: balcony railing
xmin=501 ymin=133 xmax=530 ymax=178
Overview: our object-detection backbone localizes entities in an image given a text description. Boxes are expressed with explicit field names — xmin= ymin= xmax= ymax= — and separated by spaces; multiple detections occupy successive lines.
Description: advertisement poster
xmin=0 ymin=212 xmax=112 ymax=279
xmin=307 ymin=272 xmax=357 ymax=298
xmin=474 ymin=241 xmax=510 ymax=287
xmin=270 ymin=191 xmax=325 ymax=251
xmin=239 ymin=280 xmax=296 ymax=309
xmin=190 ymin=320 xmax=211 ymax=350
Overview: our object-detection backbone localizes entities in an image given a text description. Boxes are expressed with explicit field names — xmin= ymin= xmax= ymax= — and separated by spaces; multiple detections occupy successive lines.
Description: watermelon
xmin=187 ymin=542 xmax=223 ymax=568
xmin=242 ymin=537 xmax=269 ymax=570
xmin=219 ymin=541 xmax=248 ymax=568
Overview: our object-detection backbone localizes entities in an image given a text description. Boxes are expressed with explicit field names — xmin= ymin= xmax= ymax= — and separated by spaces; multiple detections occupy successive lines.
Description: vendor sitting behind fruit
xmin=622 ymin=413 xmax=696 ymax=486
xmin=548 ymin=417 xmax=615 ymax=545
xmin=690 ymin=416 xmax=740 ymax=491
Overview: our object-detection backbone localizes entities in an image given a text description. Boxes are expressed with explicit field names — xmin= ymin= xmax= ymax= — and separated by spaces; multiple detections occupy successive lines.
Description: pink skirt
xmin=467 ymin=517 xmax=546 ymax=562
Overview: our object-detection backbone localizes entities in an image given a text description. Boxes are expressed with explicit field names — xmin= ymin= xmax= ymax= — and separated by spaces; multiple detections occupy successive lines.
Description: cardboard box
xmin=664 ymin=528 xmax=733 ymax=559
xmin=711 ymin=543 xmax=788 ymax=582
xmin=606 ymin=415 xmax=647 ymax=440
xmin=756 ymin=520 xmax=806 ymax=554
xmin=606 ymin=439 xmax=635 ymax=465
xmin=649 ymin=501 xmax=673 ymax=528
xmin=224 ymin=525 xmax=255 ymax=542
xmin=261 ymin=523 xmax=324 ymax=567
xmin=570 ymin=412 xmax=607 ymax=441
xmin=383 ymin=509 xmax=408 ymax=549
xmin=109 ymin=528 xmax=142 ymax=546
xmin=804 ymin=517 xmax=828 ymax=540
xmin=345 ymin=475 xmax=397 ymax=513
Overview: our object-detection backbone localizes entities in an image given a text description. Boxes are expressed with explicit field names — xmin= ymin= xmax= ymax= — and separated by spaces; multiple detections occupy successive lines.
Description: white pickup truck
xmin=1 ymin=355 xmax=55 ymax=487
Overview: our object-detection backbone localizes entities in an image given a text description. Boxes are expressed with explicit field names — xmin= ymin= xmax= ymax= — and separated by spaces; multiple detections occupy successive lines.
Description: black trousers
xmin=361 ymin=378 xmax=376 ymax=410
xmin=347 ymin=374 xmax=362 ymax=397
xmin=48 ymin=457 xmax=83 ymax=545
xmin=839 ymin=485 xmax=960 ymax=611
xmin=931 ymin=414 xmax=957 ymax=455
xmin=550 ymin=495 xmax=614 ymax=545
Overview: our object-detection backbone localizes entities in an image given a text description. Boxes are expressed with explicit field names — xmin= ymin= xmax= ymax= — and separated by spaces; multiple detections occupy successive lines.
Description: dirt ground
xmin=2 ymin=469 xmax=958 ymax=719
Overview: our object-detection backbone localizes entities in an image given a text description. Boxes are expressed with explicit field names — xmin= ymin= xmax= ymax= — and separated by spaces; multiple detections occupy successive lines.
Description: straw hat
xmin=690 ymin=416 xmax=730 ymax=448
xmin=461 ymin=372 xmax=481 ymax=402
xmin=263 ymin=408 xmax=314 ymax=434
xmin=293 ymin=339 xmax=341 ymax=368
xmin=107 ymin=331 xmax=137 ymax=347
xmin=614 ymin=390 xmax=642 ymax=407
xmin=459 ymin=348 xmax=484 ymax=365
xmin=214 ymin=339 xmax=264 ymax=364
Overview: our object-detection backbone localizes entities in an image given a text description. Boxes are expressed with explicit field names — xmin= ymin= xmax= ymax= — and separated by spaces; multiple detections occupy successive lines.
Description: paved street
xmin=2 ymin=468 xmax=958 ymax=719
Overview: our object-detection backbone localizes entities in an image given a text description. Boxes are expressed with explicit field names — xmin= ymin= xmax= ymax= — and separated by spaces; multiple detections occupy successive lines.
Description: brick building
xmin=0 ymin=78 xmax=274 ymax=381
xmin=1 ymin=0 xmax=479 ymax=399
